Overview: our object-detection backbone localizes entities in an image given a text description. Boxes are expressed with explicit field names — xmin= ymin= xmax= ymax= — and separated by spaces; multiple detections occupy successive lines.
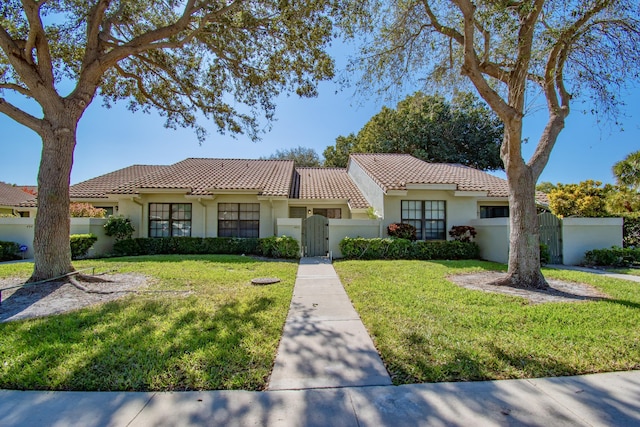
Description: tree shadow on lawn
xmin=389 ymin=335 xmax=581 ymax=384
xmin=0 ymin=294 xmax=280 ymax=391
xmin=0 ymin=281 xmax=65 ymax=322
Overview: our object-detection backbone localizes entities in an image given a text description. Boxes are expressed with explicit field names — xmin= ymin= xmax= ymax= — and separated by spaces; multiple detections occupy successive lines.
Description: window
xmin=218 ymin=203 xmax=260 ymax=238
xmin=149 ymin=203 xmax=192 ymax=237
xmin=401 ymin=200 xmax=446 ymax=240
xmin=480 ymin=206 xmax=509 ymax=218
xmin=313 ymin=208 xmax=342 ymax=219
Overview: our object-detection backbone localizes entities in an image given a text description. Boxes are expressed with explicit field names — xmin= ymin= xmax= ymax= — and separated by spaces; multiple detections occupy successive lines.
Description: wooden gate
xmin=304 ymin=215 xmax=328 ymax=257
xmin=538 ymin=212 xmax=563 ymax=264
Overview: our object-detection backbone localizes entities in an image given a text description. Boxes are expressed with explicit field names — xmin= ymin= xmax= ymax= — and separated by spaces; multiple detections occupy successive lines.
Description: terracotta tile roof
xmin=109 ymin=158 xmax=295 ymax=197
xmin=291 ymin=168 xmax=370 ymax=209
xmin=70 ymin=165 xmax=168 ymax=199
xmin=0 ymin=182 xmax=37 ymax=207
xmin=350 ymin=153 xmax=548 ymax=203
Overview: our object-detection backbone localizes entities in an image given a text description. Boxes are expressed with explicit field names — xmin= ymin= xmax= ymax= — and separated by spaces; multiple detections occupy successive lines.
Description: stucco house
xmin=0 ymin=182 xmax=37 ymax=217
xmin=64 ymin=153 xmax=537 ymax=257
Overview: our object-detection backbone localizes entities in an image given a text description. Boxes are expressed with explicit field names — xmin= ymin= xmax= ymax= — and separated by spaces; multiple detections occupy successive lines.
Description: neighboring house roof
xmin=0 ymin=181 xmax=37 ymax=207
xmin=291 ymin=168 xmax=370 ymax=209
xmin=109 ymin=158 xmax=295 ymax=197
xmin=70 ymin=165 xmax=169 ymax=199
xmin=350 ymin=153 xmax=547 ymax=202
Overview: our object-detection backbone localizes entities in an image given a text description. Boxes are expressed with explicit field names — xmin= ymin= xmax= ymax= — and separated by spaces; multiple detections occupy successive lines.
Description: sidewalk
xmin=1 ymin=258 xmax=639 ymax=426
xmin=268 ymin=257 xmax=391 ymax=390
xmin=548 ymin=264 xmax=640 ymax=283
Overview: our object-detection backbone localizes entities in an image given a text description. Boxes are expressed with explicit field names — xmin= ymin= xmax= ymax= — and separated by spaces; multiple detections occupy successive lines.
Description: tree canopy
xmin=261 ymin=146 xmax=321 ymax=167
xmin=613 ymin=150 xmax=640 ymax=191
xmin=0 ymin=0 xmax=340 ymax=281
xmin=340 ymin=0 xmax=640 ymax=288
xmin=324 ymin=92 xmax=503 ymax=169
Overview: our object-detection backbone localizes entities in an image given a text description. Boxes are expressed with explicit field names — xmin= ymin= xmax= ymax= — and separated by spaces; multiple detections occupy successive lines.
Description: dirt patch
xmin=0 ymin=273 xmax=152 ymax=322
xmin=448 ymin=271 xmax=609 ymax=304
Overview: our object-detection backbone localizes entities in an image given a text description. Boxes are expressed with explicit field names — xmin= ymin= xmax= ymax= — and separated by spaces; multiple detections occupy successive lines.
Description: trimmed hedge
xmin=0 ymin=240 xmax=21 ymax=262
xmin=70 ymin=234 xmax=98 ymax=259
xmin=584 ymin=246 xmax=640 ymax=267
xmin=113 ymin=236 xmax=299 ymax=259
xmin=339 ymin=237 xmax=480 ymax=260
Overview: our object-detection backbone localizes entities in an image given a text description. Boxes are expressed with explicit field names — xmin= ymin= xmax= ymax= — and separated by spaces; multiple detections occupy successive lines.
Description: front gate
xmin=304 ymin=215 xmax=328 ymax=257
xmin=538 ymin=212 xmax=563 ymax=264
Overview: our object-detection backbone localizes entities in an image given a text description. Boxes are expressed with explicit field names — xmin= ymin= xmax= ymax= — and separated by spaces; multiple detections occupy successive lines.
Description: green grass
xmin=606 ymin=268 xmax=640 ymax=277
xmin=0 ymin=255 xmax=297 ymax=391
xmin=334 ymin=259 xmax=640 ymax=384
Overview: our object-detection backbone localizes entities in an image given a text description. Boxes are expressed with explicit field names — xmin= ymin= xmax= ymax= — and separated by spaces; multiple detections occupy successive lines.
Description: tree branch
xmin=20 ymin=0 xmax=54 ymax=85
xmin=0 ymin=82 xmax=32 ymax=97
xmin=0 ymin=97 xmax=42 ymax=132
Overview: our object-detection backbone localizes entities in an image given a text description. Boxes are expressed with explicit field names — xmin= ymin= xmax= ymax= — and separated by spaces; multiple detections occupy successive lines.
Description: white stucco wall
xmin=0 ymin=217 xmax=115 ymax=258
xmin=347 ymin=160 xmax=385 ymax=218
xmin=328 ymin=219 xmax=382 ymax=258
xmin=469 ymin=218 xmax=510 ymax=264
xmin=276 ymin=218 xmax=303 ymax=255
xmin=562 ymin=217 xmax=623 ymax=265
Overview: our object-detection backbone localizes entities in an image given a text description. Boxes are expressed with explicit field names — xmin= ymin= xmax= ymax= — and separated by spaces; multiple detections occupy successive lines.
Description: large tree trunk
xmin=499 ymin=164 xmax=549 ymax=289
xmin=29 ymin=117 xmax=77 ymax=282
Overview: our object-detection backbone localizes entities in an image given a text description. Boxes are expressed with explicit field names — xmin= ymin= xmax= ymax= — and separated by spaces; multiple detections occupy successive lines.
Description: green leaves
xmin=324 ymin=91 xmax=504 ymax=170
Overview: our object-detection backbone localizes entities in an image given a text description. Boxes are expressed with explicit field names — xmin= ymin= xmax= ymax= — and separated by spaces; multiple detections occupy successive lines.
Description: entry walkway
xmin=268 ymin=257 xmax=391 ymax=390
xmin=548 ymin=264 xmax=640 ymax=283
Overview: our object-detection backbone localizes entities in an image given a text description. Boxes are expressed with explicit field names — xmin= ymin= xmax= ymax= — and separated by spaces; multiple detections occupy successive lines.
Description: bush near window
xmin=584 ymin=246 xmax=640 ymax=267
xmin=0 ymin=240 xmax=21 ymax=261
xmin=70 ymin=234 xmax=98 ymax=259
xmin=387 ymin=223 xmax=417 ymax=240
xmin=70 ymin=203 xmax=106 ymax=218
xmin=449 ymin=225 xmax=477 ymax=242
xmin=113 ymin=236 xmax=299 ymax=259
xmin=103 ymin=215 xmax=135 ymax=241
xmin=339 ymin=237 xmax=480 ymax=260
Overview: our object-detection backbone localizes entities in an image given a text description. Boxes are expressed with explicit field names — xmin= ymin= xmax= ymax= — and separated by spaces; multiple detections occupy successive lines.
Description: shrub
xmin=259 ymin=236 xmax=300 ymax=258
xmin=449 ymin=226 xmax=477 ymax=242
xmin=70 ymin=203 xmax=106 ymax=218
xmin=540 ymin=243 xmax=551 ymax=265
xmin=387 ymin=223 xmax=417 ymax=240
xmin=584 ymin=246 xmax=640 ymax=267
xmin=70 ymin=234 xmax=98 ymax=259
xmin=624 ymin=218 xmax=640 ymax=248
xmin=339 ymin=237 xmax=479 ymax=260
xmin=0 ymin=240 xmax=21 ymax=261
xmin=112 ymin=237 xmax=283 ymax=258
xmin=104 ymin=216 xmax=135 ymax=241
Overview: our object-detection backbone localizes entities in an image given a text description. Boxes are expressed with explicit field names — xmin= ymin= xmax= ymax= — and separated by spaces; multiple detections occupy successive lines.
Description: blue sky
xmin=1 ymin=53 xmax=638 ymax=187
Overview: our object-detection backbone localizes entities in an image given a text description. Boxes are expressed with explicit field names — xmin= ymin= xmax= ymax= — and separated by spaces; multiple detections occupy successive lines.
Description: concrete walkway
xmin=1 ymin=371 xmax=639 ymax=426
xmin=268 ymin=257 xmax=391 ymax=390
xmin=548 ymin=264 xmax=640 ymax=283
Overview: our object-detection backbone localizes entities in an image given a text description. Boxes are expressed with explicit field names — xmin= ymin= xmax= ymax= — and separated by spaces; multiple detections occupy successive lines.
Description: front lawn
xmin=335 ymin=260 xmax=640 ymax=384
xmin=0 ymin=255 xmax=297 ymax=391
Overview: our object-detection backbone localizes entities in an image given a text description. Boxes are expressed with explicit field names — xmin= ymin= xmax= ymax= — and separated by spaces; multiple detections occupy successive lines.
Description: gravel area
xmin=0 ymin=273 xmax=151 ymax=323
xmin=449 ymin=271 xmax=609 ymax=304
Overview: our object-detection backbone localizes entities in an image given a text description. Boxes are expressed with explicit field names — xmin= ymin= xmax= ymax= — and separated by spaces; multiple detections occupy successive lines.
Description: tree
xmin=341 ymin=1 xmax=640 ymax=288
xmin=535 ymin=182 xmax=557 ymax=194
xmin=261 ymin=146 xmax=321 ymax=167
xmin=548 ymin=181 xmax=612 ymax=218
xmin=1 ymin=1 xmax=338 ymax=281
xmin=323 ymin=91 xmax=503 ymax=169
xmin=613 ymin=150 xmax=640 ymax=191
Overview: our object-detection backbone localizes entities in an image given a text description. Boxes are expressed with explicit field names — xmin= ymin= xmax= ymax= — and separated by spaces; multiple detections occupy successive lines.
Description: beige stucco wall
xmin=70 ymin=218 xmax=115 ymax=256
xmin=328 ymin=219 xmax=382 ymax=258
xmin=276 ymin=218 xmax=303 ymax=255
xmin=383 ymin=190 xmax=480 ymax=238
xmin=469 ymin=218 xmax=510 ymax=264
xmin=562 ymin=217 xmax=623 ymax=265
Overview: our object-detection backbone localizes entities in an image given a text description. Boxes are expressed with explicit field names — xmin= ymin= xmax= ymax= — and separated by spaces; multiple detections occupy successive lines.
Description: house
xmin=0 ymin=182 xmax=37 ymax=217
xmin=63 ymin=153 xmax=538 ymax=257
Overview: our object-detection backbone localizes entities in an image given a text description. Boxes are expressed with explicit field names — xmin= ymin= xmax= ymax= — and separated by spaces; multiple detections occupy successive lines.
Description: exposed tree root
xmin=489 ymin=274 xmax=549 ymax=290
xmin=68 ymin=276 xmax=116 ymax=295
